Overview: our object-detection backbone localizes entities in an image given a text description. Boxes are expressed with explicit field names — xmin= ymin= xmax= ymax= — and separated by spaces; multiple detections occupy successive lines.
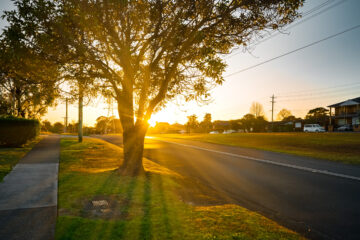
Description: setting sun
xmin=148 ymin=109 xmax=179 ymax=127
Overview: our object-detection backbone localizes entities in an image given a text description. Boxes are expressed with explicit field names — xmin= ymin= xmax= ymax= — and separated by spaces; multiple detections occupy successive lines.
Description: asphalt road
xmin=97 ymin=135 xmax=360 ymax=240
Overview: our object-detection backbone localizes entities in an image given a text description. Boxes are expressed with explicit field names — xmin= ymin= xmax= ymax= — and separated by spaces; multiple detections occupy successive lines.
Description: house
xmin=328 ymin=97 xmax=360 ymax=131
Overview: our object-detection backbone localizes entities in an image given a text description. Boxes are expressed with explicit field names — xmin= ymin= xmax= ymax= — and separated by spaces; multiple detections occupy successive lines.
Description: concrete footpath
xmin=0 ymin=135 xmax=60 ymax=240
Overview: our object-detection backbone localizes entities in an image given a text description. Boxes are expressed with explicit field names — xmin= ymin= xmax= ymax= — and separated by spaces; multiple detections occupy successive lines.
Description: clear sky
xmin=1 ymin=0 xmax=360 ymax=126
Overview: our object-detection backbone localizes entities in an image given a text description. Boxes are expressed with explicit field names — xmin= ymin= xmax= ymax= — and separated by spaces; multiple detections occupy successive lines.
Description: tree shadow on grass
xmin=139 ymin=172 xmax=152 ymax=240
xmin=138 ymin=171 xmax=174 ymax=240
xmin=156 ymin=173 xmax=173 ymax=240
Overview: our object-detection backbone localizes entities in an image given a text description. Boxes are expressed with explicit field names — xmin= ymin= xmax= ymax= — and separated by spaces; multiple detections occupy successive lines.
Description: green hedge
xmin=0 ymin=116 xmax=40 ymax=147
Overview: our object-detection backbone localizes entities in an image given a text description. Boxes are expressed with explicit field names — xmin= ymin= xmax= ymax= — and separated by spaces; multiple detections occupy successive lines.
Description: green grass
xmin=56 ymin=137 xmax=304 ymax=240
xmin=0 ymin=137 xmax=42 ymax=181
xmin=153 ymin=133 xmax=360 ymax=164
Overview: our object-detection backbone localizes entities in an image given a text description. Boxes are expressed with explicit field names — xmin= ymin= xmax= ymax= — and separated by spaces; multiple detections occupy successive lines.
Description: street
xmin=98 ymin=135 xmax=360 ymax=240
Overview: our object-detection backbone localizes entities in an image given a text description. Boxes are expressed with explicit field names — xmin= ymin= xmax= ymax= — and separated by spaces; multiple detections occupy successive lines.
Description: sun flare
xmin=148 ymin=109 xmax=179 ymax=127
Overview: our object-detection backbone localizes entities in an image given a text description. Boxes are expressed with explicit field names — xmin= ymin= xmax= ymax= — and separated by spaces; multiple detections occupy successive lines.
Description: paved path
xmin=98 ymin=135 xmax=360 ymax=240
xmin=0 ymin=135 xmax=60 ymax=240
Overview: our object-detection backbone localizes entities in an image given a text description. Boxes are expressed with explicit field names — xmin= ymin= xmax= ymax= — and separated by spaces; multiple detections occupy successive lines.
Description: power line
xmin=251 ymin=0 xmax=349 ymax=47
xmin=225 ymin=0 xmax=347 ymax=59
xmin=224 ymin=24 xmax=360 ymax=78
xmin=277 ymin=83 xmax=360 ymax=99
xmin=276 ymin=88 xmax=360 ymax=102
xmin=275 ymin=81 xmax=360 ymax=96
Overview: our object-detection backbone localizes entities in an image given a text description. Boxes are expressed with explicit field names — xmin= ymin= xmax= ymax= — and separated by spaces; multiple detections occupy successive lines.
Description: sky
xmin=1 ymin=0 xmax=360 ymax=126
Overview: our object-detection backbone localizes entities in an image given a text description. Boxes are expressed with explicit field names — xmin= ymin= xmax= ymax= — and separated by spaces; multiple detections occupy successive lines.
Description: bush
xmin=0 ymin=116 xmax=40 ymax=147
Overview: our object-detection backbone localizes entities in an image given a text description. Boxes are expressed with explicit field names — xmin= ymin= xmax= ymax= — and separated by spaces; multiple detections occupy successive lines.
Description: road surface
xmin=97 ymin=135 xmax=360 ymax=240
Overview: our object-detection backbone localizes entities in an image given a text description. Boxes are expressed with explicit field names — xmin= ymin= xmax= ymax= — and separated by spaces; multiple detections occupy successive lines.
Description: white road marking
xmin=152 ymin=138 xmax=360 ymax=182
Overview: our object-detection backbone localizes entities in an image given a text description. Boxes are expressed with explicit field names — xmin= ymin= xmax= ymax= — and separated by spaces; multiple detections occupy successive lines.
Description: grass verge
xmin=57 ymin=137 xmax=304 ymax=240
xmin=0 ymin=136 xmax=42 ymax=182
xmin=153 ymin=133 xmax=360 ymax=165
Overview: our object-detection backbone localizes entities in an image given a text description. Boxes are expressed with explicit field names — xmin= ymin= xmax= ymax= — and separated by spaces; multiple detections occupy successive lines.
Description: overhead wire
xmin=225 ymin=0 xmax=348 ymax=59
xmin=277 ymin=82 xmax=360 ymax=99
xmin=224 ymin=24 xmax=360 ymax=78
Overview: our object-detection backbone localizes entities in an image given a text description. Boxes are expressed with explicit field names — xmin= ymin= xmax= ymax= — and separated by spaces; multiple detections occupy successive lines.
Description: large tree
xmin=6 ymin=0 xmax=303 ymax=175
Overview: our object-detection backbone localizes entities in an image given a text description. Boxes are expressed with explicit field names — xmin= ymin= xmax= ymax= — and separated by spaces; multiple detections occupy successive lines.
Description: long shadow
xmin=110 ymin=175 xmax=138 ymax=240
xmin=61 ymin=171 xmax=139 ymax=239
xmin=139 ymin=172 xmax=152 ymax=240
xmin=90 ymin=172 xmax=122 ymax=239
xmin=156 ymin=174 xmax=173 ymax=239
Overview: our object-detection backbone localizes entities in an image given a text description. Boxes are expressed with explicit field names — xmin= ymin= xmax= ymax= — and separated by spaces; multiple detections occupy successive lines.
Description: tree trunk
xmin=119 ymin=124 xmax=148 ymax=176
xmin=78 ymin=92 xmax=83 ymax=142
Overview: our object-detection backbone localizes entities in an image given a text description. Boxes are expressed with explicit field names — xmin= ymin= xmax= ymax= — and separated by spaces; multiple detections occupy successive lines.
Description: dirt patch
xmin=81 ymin=195 xmax=132 ymax=220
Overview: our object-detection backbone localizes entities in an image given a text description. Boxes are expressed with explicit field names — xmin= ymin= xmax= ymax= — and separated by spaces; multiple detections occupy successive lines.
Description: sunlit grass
xmin=57 ymin=137 xmax=304 ymax=240
xmin=0 ymin=136 xmax=42 ymax=181
xmin=155 ymin=133 xmax=360 ymax=164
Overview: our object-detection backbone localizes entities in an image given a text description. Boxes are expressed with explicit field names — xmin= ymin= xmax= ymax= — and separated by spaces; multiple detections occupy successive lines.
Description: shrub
xmin=0 ymin=116 xmax=40 ymax=147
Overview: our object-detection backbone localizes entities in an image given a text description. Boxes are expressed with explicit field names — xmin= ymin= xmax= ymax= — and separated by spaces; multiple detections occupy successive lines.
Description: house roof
xmin=328 ymin=97 xmax=360 ymax=108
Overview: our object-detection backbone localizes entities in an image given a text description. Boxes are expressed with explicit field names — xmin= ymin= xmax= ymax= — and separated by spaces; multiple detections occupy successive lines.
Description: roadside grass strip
xmin=57 ymin=137 xmax=304 ymax=240
xmin=0 ymin=136 xmax=42 ymax=182
xmin=154 ymin=133 xmax=360 ymax=165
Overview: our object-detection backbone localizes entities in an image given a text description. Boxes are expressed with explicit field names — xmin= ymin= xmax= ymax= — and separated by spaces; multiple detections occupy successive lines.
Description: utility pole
xmin=105 ymin=97 xmax=116 ymax=133
xmin=78 ymin=91 xmax=83 ymax=143
xmin=270 ymin=94 xmax=276 ymax=131
xmin=65 ymin=98 xmax=68 ymax=133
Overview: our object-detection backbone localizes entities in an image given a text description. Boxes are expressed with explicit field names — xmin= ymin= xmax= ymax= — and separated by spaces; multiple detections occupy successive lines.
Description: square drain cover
xmin=92 ymin=200 xmax=109 ymax=208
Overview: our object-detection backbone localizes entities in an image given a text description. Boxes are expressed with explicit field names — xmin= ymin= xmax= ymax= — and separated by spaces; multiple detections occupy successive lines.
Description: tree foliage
xmin=305 ymin=107 xmax=329 ymax=125
xmin=95 ymin=116 xmax=122 ymax=134
xmin=186 ymin=114 xmax=199 ymax=133
xmin=277 ymin=108 xmax=292 ymax=121
xmin=200 ymin=113 xmax=213 ymax=132
xmin=5 ymin=0 xmax=304 ymax=175
xmin=0 ymin=22 xmax=60 ymax=118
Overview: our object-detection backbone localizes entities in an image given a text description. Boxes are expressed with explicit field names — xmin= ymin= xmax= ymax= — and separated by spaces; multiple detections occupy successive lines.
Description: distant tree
xmin=67 ymin=121 xmax=78 ymax=133
xmin=95 ymin=116 xmax=122 ymax=134
xmin=253 ymin=116 xmax=268 ymax=132
xmin=109 ymin=118 xmax=123 ymax=134
xmin=200 ymin=113 xmax=213 ymax=133
xmin=250 ymin=102 xmax=265 ymax=118
xmin=241 ymin=114 xmax=256 ymax=132
xmin=95 ymin=116 xmax=109 ymax=134
xmin=305 ymin=107 xmax=329 ymax=126
xmin=277 ymin=109 xmax=292 ymax=121
xmin=52 ymin=122 xmax=64 ymax=134
xmin=0 ymin=96 xmax=11 ymax=116
xmin=7 ymin=0 xmax=303 ymax=175
xmin=306 ymin=107 xmax=329 ymax=118
xmin=229 ymin=119 xmax=242 ymax=131
xmin=41 ymin=121 xmax=52 ymax=132
xmin=282 ymin=115 xmax=298 ymax=122
xmin=186 ymin=115 xmax=199 ymax=133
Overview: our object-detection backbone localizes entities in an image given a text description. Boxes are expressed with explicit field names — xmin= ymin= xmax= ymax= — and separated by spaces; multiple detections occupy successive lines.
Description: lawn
xmin=0 ymin=136 xmax=42 ymax=182
xmin=153 ymin=133 xmax=360 ymax=164
xmin=57 ymin=137 xmax=304 ymax=240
